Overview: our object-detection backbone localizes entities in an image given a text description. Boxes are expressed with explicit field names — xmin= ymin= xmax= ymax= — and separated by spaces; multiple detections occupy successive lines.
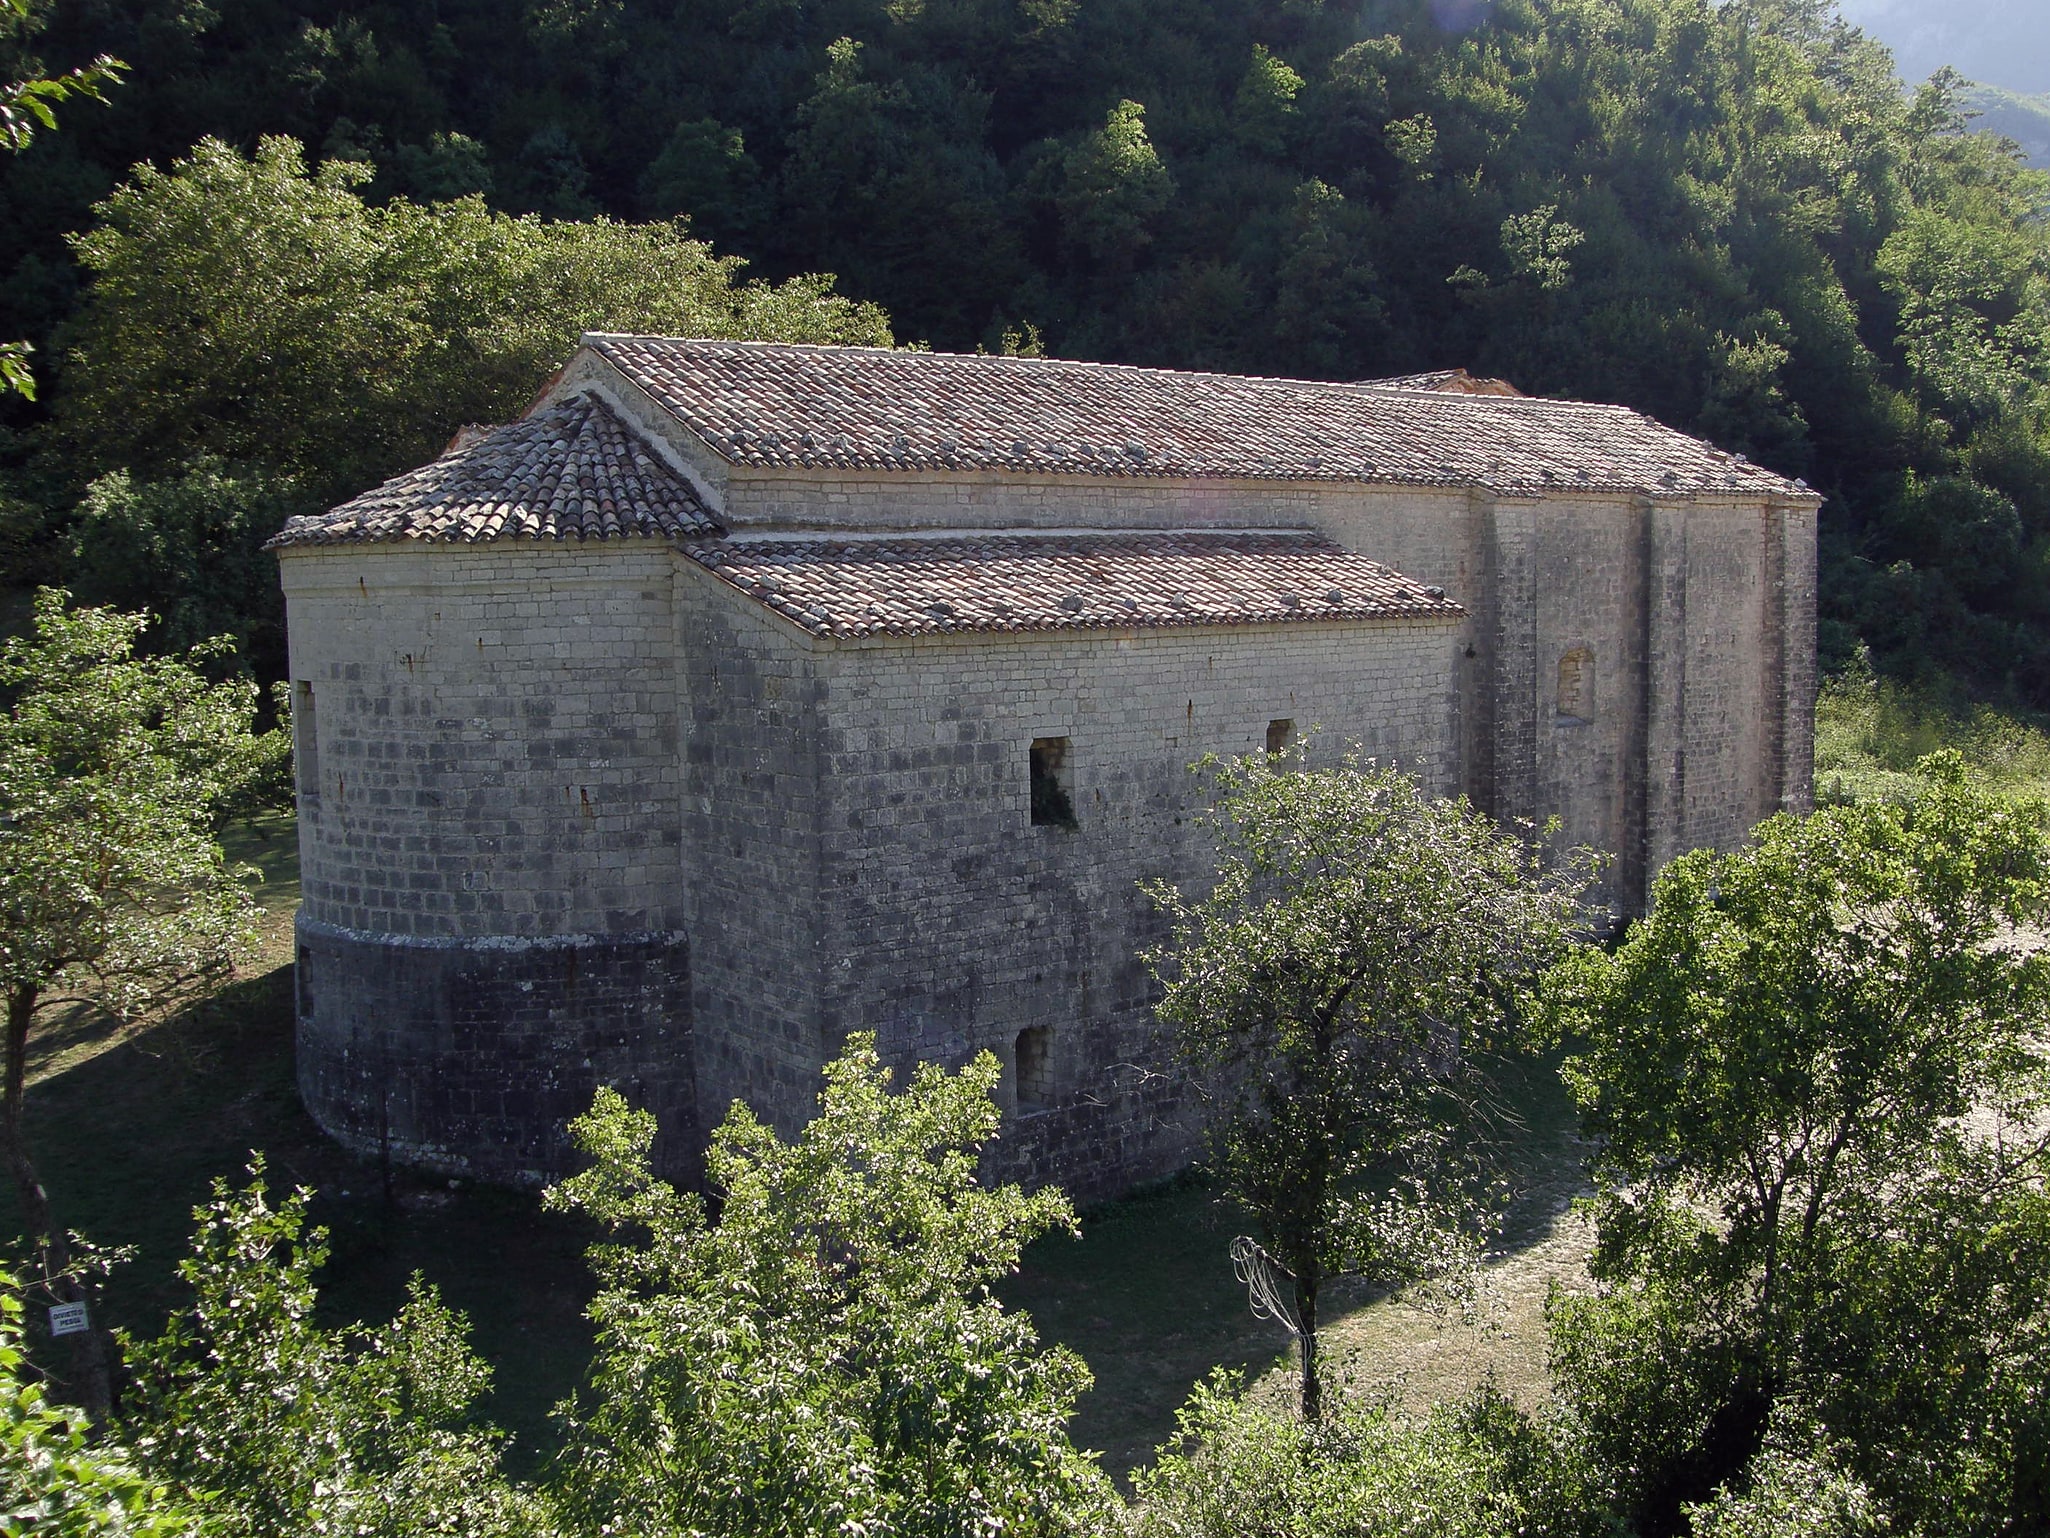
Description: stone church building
xmin=272 ymin=336 xmax=1819 ymax=1199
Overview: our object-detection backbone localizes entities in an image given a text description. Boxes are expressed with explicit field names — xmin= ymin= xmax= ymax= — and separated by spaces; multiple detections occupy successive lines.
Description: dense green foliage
xmin=122 ymin=1165 xmax=550 ymax=1538
xmin=2 ymin=0 xmax=2048 ymax=702
xmin=1541 ymin=754 xmax=2050 ymax=1534
xmin=0 ymin=129 xmax=888 ymax=658
xmin=1131 ymin=1370 xmax=1603 ymax=1538
xmin=1143 ymin=749 xmax=1592 ymax=1419
xmin=1815 ymin=662 xmax=2050 ymax=804
xmin=0 ymin=589 xmax=274 ymax=1030
xmin=0 ymin=589 xmax=282 ymax=1411
xmin=0 ymin=0 xmax=120 ymax=401
xmin=57 ymin=137 xmax=890 ymax=503
xmin=543 ymin=1039 xmax=1113 ymax=1538
xmin=0 ymin=1265 xmax=193 ymax=1536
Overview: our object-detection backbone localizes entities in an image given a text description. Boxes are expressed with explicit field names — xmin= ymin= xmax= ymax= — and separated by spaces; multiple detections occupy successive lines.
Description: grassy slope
xmin=3 ymin=816 xmax=595 ymax=1473
xmin=1815 ymin=671 xmax=2050 ymax=805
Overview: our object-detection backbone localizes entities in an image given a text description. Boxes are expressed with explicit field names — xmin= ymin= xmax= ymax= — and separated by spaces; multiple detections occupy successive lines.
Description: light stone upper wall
xmin=542 ymin=347 xmax=1821 ymax=902
xmin=1526 ymin=496 xmax=1650 ymax=897
xmin=280 ymin=542 xmax=684 ymax=940
xmin=673 ymin=563 xmax=829 ymax=1135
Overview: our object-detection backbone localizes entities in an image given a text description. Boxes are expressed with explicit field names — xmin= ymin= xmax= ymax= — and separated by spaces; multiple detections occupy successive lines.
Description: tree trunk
xmin=4 ymin=987 xmax=114 ymax=1421
xmin=1294 ymin=1273 xmax=1321 ymax=1422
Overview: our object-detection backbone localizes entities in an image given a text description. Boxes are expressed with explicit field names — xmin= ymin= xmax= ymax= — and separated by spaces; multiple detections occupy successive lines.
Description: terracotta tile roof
xmin=268 ymin=393 xmax=718 ymax=548
xmin=588 ymin=336 xmax=1816 ymax=500
xmin=685 ymin=530 xmax=1464 ymax=639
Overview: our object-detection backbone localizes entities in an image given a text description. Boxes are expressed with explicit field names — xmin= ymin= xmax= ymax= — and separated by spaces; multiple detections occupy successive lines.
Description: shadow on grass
xmin=1003 ymin=1047 xmax=1590 ymax=1482
xmin=3 ymin=958 xmax=596 ymax=1474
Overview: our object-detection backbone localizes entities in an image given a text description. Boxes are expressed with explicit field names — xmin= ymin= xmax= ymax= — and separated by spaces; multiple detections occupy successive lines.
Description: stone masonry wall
xmin=798 ymin=612 xmax=1465 ymax=1205
xmin=277 ymin=438 xmax=1816 ymax=1196
xmin=294 ymin=917 xmax=696 ymax=1184
xmin=280 ymin=543 xmax=697 ymax=1179
xmin=674 ymin=570 xmax=832 ymax=1141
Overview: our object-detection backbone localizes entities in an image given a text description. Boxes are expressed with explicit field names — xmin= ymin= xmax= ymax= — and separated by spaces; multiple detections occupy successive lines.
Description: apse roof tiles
xmin=685 ymin=530 xmax=1464 ymax=639
xmin=268 ymin=392 xmax=717 ymax=548
xmin=586 ymin=335 xmax=1816 ymax=501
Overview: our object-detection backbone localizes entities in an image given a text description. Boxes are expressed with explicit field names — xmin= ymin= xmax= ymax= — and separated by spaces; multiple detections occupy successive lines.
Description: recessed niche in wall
xmin=295 ymin=681 xmax=320 ymax=797
xmin=1030 ymin=737 xmax=1077 ymax=827
xmin=1015 ymin=1025 xmax=1054 ymax=1113
xmin=1556 ymin=647 xmax=1594 ymax=722
xmin=1267 ymin=718 xmax=1295 ymax=755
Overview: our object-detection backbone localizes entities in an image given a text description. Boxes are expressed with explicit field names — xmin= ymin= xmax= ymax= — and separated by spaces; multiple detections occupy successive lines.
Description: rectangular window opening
xmin=1029 ymin=737 xmax=1076 ymax=828
xmin=1266 ymin=718 xmax=1295 ymax=756
xmin=1015 ymin=1026 xmax=1054 ymax=1113
xmin=295 ymin=681 xmax=320 ymax=798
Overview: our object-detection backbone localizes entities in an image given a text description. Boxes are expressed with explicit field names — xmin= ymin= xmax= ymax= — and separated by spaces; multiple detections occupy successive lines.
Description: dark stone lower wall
xmin=991 ymin=1072 xmax=1200 ymax=1209
xmin=294 ymin=916 xmax=697 ymax=1187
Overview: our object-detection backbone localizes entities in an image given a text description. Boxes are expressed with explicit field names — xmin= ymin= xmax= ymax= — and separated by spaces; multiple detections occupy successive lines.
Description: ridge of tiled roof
xmin=685 ymin=530 xmax=1464 ymax=640
xmin=268 ymin=392 xmax=719 ymax=549
xmin=1358 ymin=368 xmax=1523 ymax=397
xmin=585 ymin=335 xmax=1816 ymax=501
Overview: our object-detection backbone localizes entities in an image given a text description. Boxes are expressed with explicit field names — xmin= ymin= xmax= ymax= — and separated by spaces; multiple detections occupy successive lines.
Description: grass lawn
xmin=4 ymin=815 xmax=595 ymax=1473
xmin=1815 ymin=671 xmax=2050 ymax=806
xmin=4 ymin=808 xmax=1596 ymax=1480
xmin=1001 ymin=1050 xmax=1591 ymax=1476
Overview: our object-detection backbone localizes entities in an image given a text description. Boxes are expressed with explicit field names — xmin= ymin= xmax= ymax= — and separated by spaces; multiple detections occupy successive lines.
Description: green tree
xmin=777 ymin=38 xmax=1020 ymax=343
xmin=544 ymin=1036 xmax=1113 ymax=1538
xmin=69 ymin=460 xmax=307 ymax=685
xmin=0 ymin=0 xmax=122 ymax=398
xmin=0 ymin=591 xmax=273 ymax=1416
xmin=1232 ymin=44 xmax=1303 ymax=156
xmin=1541 ymin=753 xmax=2050 ymax=1533
xmin=0 ymin=1261 xmax=192 ymax=1536
xmin=122 ymin=1162 xmax=549 ymax=1538
xmin=1052 ymin=99 xmax=1174 ymax=274
xmin=1143 ymin=750 xmax=1593 ymax=1420
xmin=59 ymin=135 xmax=892 ymax=500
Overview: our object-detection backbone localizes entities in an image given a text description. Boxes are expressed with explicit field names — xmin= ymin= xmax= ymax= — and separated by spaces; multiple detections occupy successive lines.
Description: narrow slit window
xmin=1030 ymin=737 xmax=1076 ymax=828
xmin=1015 ymin=1026 xmax=1053 ymax=1112
xmin=1266 ymin=718 xmax=1295 ymax=755
xmin=295 ymin=681 xmax=320 ymax=797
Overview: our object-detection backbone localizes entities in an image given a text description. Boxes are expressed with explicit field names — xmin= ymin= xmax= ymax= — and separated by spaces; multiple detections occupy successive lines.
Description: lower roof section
xmin=684 ymin=530 xmax=1464 ymax=639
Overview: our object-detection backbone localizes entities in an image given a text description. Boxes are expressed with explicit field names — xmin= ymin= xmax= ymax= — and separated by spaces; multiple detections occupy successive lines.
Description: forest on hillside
xmin=2 ymin=0 xmax=2048 ymax=707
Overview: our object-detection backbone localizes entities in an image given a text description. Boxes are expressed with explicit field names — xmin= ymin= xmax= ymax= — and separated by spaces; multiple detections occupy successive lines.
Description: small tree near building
xmin=1540 ymin=752 xmax=2050 ymax=1533
xmin=1143 ymin=749 xmax=1594 ymax=1420
xmin=545 ymin=1036 xmax=1114 ymax=1538
xmin=0 ymin=590 xmax=273 ymax=1415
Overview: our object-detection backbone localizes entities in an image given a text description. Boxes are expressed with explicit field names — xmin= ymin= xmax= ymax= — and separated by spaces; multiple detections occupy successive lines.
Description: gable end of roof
xmin=267 ymin=392 xmax=720 ymax=550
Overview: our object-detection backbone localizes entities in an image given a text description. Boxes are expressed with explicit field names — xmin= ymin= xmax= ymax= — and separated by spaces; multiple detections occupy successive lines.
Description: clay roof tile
xmin=266 ymin=392 xmax=719 ymax=549
xmin=686 ymin=530 xmax=1465 ymax=638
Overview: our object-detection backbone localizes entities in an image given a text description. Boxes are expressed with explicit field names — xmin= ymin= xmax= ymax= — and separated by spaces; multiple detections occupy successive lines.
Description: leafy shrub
xmin=1815 ymin=663 xmax=2050 ymax=807
xmin=121 ymin=1162 xmax=553 ymax=1538
xmin=1130 ymin=1370 xmax=1599 ymax=1538
xmin=0 ymin=1266 xmax=192 ymax=1536
xmin=545 ymin=1037 xmax=1115 ymax=1538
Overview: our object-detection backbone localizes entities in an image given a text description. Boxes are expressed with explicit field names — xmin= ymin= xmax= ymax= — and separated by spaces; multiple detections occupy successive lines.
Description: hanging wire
xmin=1229 ymin=1235 xmax=1301 ymax=1336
